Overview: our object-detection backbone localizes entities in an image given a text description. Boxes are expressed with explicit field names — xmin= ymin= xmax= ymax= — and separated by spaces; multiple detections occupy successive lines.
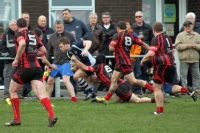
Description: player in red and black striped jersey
xmin=108 ymin=21 xmax=154 ymax=98
xmin=71 ymin=54 xmax=156 ymax=103
xmin=5 ymin=18 xmax=57 ymax=127
xmin=141 ymin=22 xmax=197 ymax=115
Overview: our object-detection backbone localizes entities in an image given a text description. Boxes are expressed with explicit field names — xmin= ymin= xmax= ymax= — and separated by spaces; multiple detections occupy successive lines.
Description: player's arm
xmin=82 ymin=40 xmax=92 ymax=51
xmin=109 ymin=33 xmax=118 ymax=52
xmin=41 ymin=54 xmax=57 ymax=69
xmin=140 ymin=50 xmax=155 ymax=66
xmin=37 ymin=45 xmax=46 ymax=56
xmin=15 ymin=37 xmax=26 ymax=60
xmin=71 ymin=55 xmax=89 ymax=71
xmin=131 ymin=32 xmax=149 ymax=50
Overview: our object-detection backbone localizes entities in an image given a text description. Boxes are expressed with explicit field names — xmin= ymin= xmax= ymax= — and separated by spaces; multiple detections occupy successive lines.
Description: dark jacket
xmin=99 ymin=21 xmax=116 ymax=55
xmin=37 ymin=25 xmax=54 ymax=48
xmin=132 ymin=21 xmax=154 ymax=45
xmin=87 ymin=24 xmax=105 ymax=54
xmin=132 ymin=21 xmax=154 ymax=54
xmin=46 ymin=30 xmax=76 ymax=64
xmin=180 ymin=22 xmax=200 ymax=34
xmin=63 ymin=17 xmax=91 ymax=41
xmin=0 ymin=28 xmax=16 ymax=64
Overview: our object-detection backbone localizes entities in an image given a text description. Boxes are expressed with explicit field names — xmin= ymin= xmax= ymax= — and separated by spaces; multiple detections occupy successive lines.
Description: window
xmin=0 ymin=0 xmax=21 ymax=87
xmin=142 ymin=0 xmax=156 ymax=26
xmin=49 ymin=0 xmax=95 ymax=29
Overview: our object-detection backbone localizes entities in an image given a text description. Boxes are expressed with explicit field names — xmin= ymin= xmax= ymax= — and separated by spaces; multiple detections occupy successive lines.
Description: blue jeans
xmin=134 ymin=57 xmax=148 ymax=93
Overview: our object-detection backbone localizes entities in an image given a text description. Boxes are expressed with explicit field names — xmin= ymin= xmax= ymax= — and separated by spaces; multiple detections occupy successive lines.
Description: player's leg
xmin=31 ymin=80 xmax=57 ymax=127
xmin=47 ymin=76 xmax=57 ymax=98
xmin=60 ymin=62 xmax=77 ymax=102
xmin=129 ymin=93 xmax=152 ymax=103
xmin=114 ymin=95 xmax=121 ymax=102
xmin=73 ymin=68 xmax=88 ymax=81
xmin=125 ymin=72 xmax=154 ymax=93
xmin=122 ymin=64 xmax=154 ymax=93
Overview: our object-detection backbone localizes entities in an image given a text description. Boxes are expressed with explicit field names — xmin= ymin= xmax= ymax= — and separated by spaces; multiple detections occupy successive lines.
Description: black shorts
xmin=154 ymin=65 xmax=176 ymax=84
xmin=115 ymin=82 xmax=132 ymax=102
xmin=114 ymin=64 xmax=132 ymax=75
xmin=13 ymin=67 xmax=43 ymax=84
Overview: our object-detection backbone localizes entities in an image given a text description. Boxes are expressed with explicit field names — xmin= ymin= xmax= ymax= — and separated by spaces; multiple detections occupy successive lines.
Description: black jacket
xmin=37 ymin=25 xmax=54 ymax=48
xmin=87 ymin=24 xmax=105 ymax=54
xmin=132 ymin=21 xmax=154 ymax=54
xmin=99 ymin=21 xmax=117 ymax=55
xmin=0 ymin=28 xmax=16 ymax=64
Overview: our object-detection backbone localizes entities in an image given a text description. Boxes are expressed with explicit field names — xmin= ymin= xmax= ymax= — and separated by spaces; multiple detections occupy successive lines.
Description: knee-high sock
xmin=144 ymin=82 xmax=154 ymax=92
xmin=78 ymin=78 xmax=93 ymax=92
xmin=41 ymin=97 xmax=55 ymax=118
xmin=11 ymin=98 xmax=20 ymax=121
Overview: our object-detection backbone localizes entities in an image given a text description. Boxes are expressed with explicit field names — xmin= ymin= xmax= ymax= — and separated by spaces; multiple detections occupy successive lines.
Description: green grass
xmin=0 ymin=97 xmax=200 ymax=133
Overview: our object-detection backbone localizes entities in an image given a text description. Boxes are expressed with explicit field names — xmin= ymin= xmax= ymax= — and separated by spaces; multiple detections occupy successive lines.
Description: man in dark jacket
xmin=87 ymin=12 xmax=105 ymax=56
xmin=132 ymin=11 xmax=154 ymax=94
xmin=0 ymin=20 xmax=24 ymax=99
xmin=100 ymin=12 xmax=116 ymax=70
xmin=62 ymin=8 xmax=90 ymax=41
xmin=37 ymin=15 xmax=54 ymax=48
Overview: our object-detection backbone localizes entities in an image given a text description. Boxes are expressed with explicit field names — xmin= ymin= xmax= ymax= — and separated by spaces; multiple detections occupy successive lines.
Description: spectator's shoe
xmin=5 ymin=119 xmax=21 ymax=126
xmin=48 ymin=116 xmax=58 ymax=127
xmin=187 ymin=86 xmax=198 ymax=101
xmin=153 ymin=112 xmax=164 ymax=115
xmin=95 ymin=97 xmax=108 ymax=105
xmin=91 ymin=98 xmax=97 ymax=103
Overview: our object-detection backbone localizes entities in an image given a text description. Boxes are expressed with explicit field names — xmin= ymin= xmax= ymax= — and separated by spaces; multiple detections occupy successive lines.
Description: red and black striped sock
xmin=11 ymin=98 xmax=20 ymax=121
xmin=41 ymin=97 xmax=55 ymax=118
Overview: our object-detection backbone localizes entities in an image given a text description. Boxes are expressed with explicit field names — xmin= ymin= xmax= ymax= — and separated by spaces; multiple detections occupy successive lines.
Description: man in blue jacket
xmin=62 ymin=8 xmax=91 ymax=41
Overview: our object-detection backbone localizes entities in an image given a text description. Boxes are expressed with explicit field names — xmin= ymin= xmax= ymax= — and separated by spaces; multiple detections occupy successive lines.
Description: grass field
xmin=0 ymin=96 xmax=200 ymax=133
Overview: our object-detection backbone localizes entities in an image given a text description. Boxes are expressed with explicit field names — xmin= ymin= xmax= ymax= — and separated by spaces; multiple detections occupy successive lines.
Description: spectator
xmin=87 ymin=12 xmax=105 ymax=56
xmin=175 ymin=20 xmax=200 ymax=94
xmin=132 ymin=11 xmax=154 ymax=94
xmin=62 ymin=8 xmax=90 ymax=41
xmin=126 ymin=20 xmax=141 ymax=92
xmin=37 ymin=15 xmax=54 ymax=48
xmin=87 ymin=12 xmax=105 ymax=93
xmin=99 ymin=12 xmax=116 ymax=71
xmin=46 ymin=20 xmax=77 ymax=102
xmin=180 ymin=12 xmax=200 ymax=89
xmin=0 ymin=20 xmax=24 ymax=99
xmin=21 ymin=12 xmax=31 ymax=30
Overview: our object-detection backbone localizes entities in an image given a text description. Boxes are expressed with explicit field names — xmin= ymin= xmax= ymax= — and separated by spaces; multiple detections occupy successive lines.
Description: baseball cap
xmin=183 ymin=20 xmax=193 ymax=26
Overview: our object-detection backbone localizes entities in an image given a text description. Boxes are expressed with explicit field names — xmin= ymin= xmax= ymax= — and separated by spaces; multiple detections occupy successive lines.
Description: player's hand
xmin=109 ymin=46 xmax=115 ymax=52
xmin=12 ymin=59 xmax=18 ymax=67
xmin=81 ymin=50 xmax=88 ymax=57
xmin=51 ymin=64 xmax=57 ymax=70
xmin=44 ymin=65 xmax=49 ymax=70
xmin=140 ymin=60 xmax=145 ymax=66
